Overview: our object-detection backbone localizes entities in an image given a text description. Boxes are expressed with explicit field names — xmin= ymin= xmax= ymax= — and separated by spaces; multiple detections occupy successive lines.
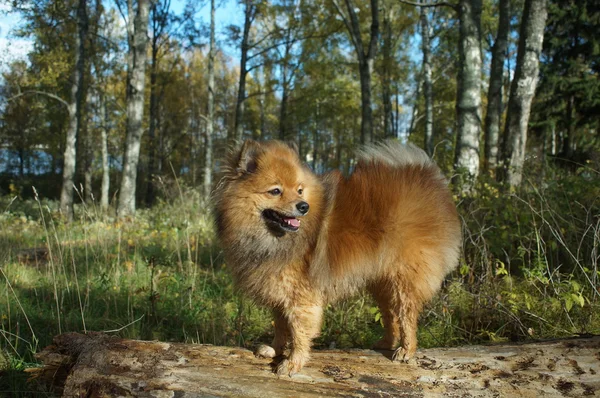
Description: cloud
xmin=0 ymin=36 xmax=32 ymax=65
xmin=0 ymin=10 xmax=32 ymax=69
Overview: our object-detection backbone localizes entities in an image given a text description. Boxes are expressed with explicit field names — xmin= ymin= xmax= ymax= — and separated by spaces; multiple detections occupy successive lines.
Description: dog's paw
xmin=255 ymin=344 xmax=277 ymax=359
xmin=392 ymin=347 xmax=416 ymax=364
xmin=276 ymin=357 xmax=304 ymax=377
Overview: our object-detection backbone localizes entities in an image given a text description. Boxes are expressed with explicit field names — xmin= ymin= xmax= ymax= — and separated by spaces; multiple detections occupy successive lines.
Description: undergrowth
xmin=0 ymin=164 xmax=598 ymax=396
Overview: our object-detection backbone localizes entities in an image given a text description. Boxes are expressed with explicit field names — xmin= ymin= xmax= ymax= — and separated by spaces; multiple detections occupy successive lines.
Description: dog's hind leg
xmin=369 ymin=281 xmax=401 ymax=351
xmin=393 ymin=292 xmax=422 ymax=363
xmin=369 ymin=274 xmax=424 ymax=363
xmin=255 ymin=309 xmax=289 ymax=358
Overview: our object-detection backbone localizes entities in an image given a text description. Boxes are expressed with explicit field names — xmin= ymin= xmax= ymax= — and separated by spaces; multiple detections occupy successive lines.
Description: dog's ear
xmin=285 ymin=140 xmax=299 ymax=155
xmin=236 ymin=139 xmax=261 ymax=174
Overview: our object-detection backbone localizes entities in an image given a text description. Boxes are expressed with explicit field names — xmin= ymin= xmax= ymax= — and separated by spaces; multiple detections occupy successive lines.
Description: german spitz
xmin=213 ymin=139 xmax=461 ymax=375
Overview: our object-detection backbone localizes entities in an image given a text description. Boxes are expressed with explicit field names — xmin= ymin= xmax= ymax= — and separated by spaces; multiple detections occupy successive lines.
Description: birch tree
xmin=203 ymin=0 xmax=216 ymax=197
xmin=60 ymin=0 xmax=88 ymax=221
xmin=99 ymin=92 xmax=110 ymax=209
xmin=501 ymin=0 xmax=547 ymax=186
xmin=117 ymin=0 xmax=151 ymax=217
xmin=332 ymin=0 xmax=380 ymax=144
xmin=381 ymin=2 xmax=395 ymax=139
xmin=483 ymin=0 xmax=510 ymax=173
xmin=420 ymin=4 xmax=434 ymax=155
xmin=453 ymin=0 xmax=483 ymax=189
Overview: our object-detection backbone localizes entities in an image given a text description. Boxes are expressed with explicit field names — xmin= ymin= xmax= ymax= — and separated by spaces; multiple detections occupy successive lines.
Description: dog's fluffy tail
xmin=356 ymin=140 xmax=433 ymax=169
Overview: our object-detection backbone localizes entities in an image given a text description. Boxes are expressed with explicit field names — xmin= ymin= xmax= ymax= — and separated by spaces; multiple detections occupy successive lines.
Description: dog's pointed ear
xmin=236 ymin=139 xmax=261 ymax=174
xmin=285 ymin=140 xmax=299 ymax=155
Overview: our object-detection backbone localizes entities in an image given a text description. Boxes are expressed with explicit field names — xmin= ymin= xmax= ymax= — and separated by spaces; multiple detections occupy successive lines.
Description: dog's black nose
xmin=296 ymin=201 xmax=309 ymax=215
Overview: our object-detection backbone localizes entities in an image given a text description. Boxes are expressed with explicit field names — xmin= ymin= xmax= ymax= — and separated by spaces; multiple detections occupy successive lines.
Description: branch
xmin=6 ymin=90 xmax=69 ymax=108
xmin=331 ymin=0 xmax=360 ymax=53
xmin=344 ymin=0 xmax=366 ymax=56
xmin=398 ymin=0 xmax=457 ymax=10
xmin=244 ymin=88 xmax=278 ymax=100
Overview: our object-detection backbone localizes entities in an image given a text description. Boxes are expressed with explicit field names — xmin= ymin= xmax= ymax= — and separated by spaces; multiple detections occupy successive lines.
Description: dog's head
xmin=215 ymin=139 xmax=322 ymax=241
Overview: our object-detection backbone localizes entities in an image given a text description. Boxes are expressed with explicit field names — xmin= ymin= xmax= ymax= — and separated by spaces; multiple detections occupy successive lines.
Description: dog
xmin=213 ymin=139 xmax=461 ymax=376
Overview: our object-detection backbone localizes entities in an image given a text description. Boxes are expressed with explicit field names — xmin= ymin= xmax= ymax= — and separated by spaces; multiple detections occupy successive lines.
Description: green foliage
xmin=533 ymin=0 xmax=600 ymax=154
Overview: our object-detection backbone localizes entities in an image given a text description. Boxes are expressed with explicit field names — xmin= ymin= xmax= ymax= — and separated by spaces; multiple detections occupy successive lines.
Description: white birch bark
xmin=117 ymin=0 xmax=151 ymax=217
xmin=484 ymin=0 xmax=510 ymax=173
xmin=203 ymin=0 xmax=215 ymax=197
xmin=421 ymin=4 xmax=434 ymax=156
xmin=453 ymin=0 xmax=483 ymax=189
xmin=503 ymin=0 xmax=547 ymax=187
xmin=100 ymin=92 xmax=110 ymax=210
xmin=59 ymin=0 xmax=88 ymax=221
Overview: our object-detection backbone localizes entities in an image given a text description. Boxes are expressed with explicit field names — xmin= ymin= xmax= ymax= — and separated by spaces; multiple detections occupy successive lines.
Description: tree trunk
xmin=502 ymin=0 xmax=547 ymax=187
xmin=562 ymin=94 xmax=575 ymax=158
xmin=35 ymin=332 xmax=600 ymax=397
xmin=83 ymin=88 xmax=93 ymax=204
xmin=233 ymin=0 xmax=255 ymax=142
xmin=453 ymin=0 xmax=483 ymax=190
xmin=100 ymin=92 xmax=110 ymax=210
xmin=421 ymin=4 xmax=434 ymax=156
xmin=259 ymin=66 xmax=266 ymax=140
xmin=278 ymin=54 xmax=289 ymax=141
xmin=17 ymin=144 xmax=24 ymax=178
xmin=83 ymin=121 xmax=93 ymax=204
xmin=409 ymin=75 xmax=421 ymax=137
xmin=203 ymin=0 xmax=216 ymax=197
xmin=145 ymin=22 xmax=160 ymax=207
xmin=382 ymin=5 xmax=394 ymax=139
xmin=117 ymin=0 xmax=151 ymax=218
xmin=358 ymin=60 xmax=375 ymax=144
xmin=60 ymin=0 xmax=88 ymax=221
xmin=484 ymin=0 xmax=510 ymax=174
xmin=333 ymin=0 xmax=379 ymax=145
xmin=312 ymin=101 xmax=319 ymax=170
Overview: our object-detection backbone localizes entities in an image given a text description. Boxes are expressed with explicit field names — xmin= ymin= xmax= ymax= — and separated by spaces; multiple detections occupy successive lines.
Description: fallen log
xmin=32 ymin=332 xmax=600 ymax=397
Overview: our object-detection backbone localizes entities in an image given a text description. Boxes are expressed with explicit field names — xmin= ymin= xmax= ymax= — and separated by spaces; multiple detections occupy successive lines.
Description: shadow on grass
xmin=0 ymin=369 xmax=58 ymax=397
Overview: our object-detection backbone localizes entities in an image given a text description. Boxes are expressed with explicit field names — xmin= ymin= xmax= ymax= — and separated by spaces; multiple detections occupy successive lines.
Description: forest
xmin=0 ymin=0 xmax=598 ymax=395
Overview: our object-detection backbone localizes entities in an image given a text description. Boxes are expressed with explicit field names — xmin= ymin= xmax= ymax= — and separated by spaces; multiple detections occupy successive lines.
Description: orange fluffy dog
xmin=213 ymin=139 xmax=461 ymax=375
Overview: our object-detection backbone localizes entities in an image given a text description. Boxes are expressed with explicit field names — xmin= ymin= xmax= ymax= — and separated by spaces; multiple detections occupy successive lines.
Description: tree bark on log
xmin=34 ymin=332 xmax=600 ymax=397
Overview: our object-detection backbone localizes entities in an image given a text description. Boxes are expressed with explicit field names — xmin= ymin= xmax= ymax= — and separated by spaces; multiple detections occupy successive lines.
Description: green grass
xmin=1 ymin=168 xmax=599 ymax=395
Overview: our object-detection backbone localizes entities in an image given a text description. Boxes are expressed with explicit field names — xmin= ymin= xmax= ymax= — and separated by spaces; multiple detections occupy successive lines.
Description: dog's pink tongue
xmin=285 ymin=218 xmax=300 ymax=228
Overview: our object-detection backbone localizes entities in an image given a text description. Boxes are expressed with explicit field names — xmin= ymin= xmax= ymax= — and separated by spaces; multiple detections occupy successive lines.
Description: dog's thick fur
xmin=213 ymin=139 xmax=461 ymax=375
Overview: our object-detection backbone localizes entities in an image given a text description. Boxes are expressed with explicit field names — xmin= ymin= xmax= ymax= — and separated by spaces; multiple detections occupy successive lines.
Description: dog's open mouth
xmin=262 ymin=209 xmax=300 ymax=232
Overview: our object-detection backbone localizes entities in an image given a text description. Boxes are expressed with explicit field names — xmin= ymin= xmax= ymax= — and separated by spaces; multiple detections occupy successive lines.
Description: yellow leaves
xmin=495 ymin=261 xmax=509 ymax=276
xmin=125 ymin=261 xmax=134 ymax=273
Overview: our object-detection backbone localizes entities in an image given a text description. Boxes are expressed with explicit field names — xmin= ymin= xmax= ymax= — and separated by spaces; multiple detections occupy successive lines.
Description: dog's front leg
xmin=255 ymin=309 xmax=289 ymax=358
xmin=276 ymin=304 xmax=323 ymax=376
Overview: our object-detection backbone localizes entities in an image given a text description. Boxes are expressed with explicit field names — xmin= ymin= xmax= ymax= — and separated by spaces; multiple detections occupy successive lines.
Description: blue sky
xmin=0 ymin=4 xmax=34 ymax=70
xmin=0 ymin=0 xmax=244 ymax=70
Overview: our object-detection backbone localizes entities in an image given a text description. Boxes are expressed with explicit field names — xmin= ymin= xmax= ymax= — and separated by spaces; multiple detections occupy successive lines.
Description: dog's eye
xmin=298 ymin=188 xmax=303 ymax=195
xmin=268 ymin=188 xmax=282 ymax=196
